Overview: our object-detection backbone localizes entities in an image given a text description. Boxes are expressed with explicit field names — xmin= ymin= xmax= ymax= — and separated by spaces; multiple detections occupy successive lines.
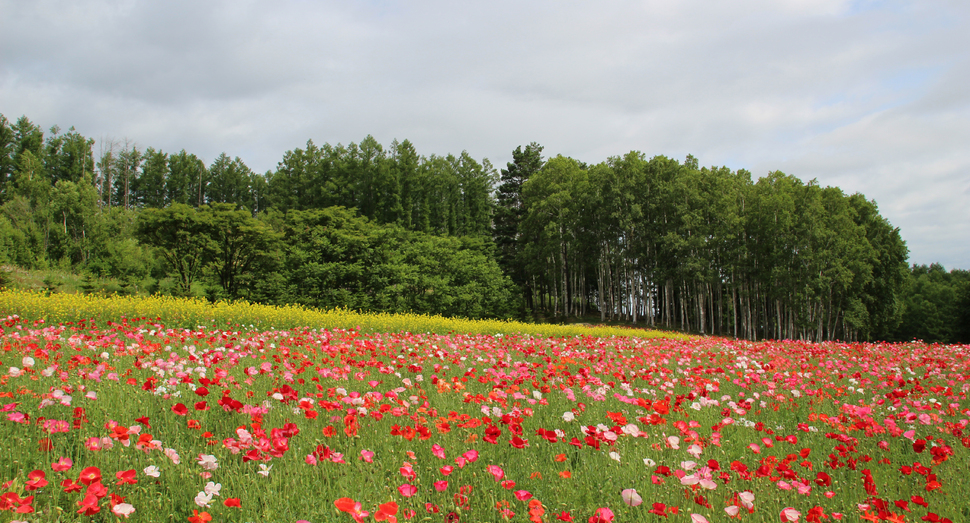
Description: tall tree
xmin=391 ymin=139 xmax=421 ymax=229
xmin=493 ymin=143 xmax=544 ymax=309
xmin=166 ymin=150 xmax=206 ymax=206
xmin=135 ymin=147 xmax=168 ymax=208
xmin=0 ymin=115 xmax=17 ymax=202
xmin=44 ymin=126 xmax=95 ymax=185
xmin=94 ymin=138 xmax=119 ymax=209
xmin=207 ymin=153 xmax=253 ymax=208
xmin=113 ymin=140 xmax=141 ymax=209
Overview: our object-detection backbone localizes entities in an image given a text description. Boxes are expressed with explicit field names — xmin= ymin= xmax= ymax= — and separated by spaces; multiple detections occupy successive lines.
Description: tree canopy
xmin=1 ymin=112 xmax=964 ymax=342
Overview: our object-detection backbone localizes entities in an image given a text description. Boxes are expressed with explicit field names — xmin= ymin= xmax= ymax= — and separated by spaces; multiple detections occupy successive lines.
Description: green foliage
xmin=201 ymin=203 xmax=282 ymax=299
xmin=894 ymin=264 xmax=970 ymax=343
xmin=1 ymin=111 xmax=960 ymax=341
xmin=274 ymin=207 xmax=513 ymax=319
xmin=135 ymin=204 xmax=214 ymax=296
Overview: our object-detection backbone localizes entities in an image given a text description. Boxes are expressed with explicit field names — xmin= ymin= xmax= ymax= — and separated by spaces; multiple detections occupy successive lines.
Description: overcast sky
xmin=2 ymin=0 xmax=968 ymax=269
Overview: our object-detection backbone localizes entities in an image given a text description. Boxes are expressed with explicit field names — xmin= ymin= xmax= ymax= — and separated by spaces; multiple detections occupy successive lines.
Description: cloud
xmin=1 ymin=0 xmax=968 ymax=268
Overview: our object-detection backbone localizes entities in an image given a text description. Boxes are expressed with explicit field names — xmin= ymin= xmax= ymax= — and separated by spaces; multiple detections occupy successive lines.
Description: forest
xmin=0 ymin=113 xmax=967 ymax=342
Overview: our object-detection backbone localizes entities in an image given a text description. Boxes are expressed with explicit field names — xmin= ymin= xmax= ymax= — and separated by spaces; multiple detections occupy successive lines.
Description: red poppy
xmin=188 ymin=510 xmax=212 ymax=523
xmin=76 ymin=493 xmax=100 ymax=515
xmin=78 ymin=466 xmax=102 ymax=486
xmin=510 ymin=436 xmax=528 ymax=448
xmin=25 ymin=470 xmax=48 ymax=491
xmin=38 ymin=437 xmax=54 ymax=452
xmin=115 ymin=469 xmax=137 ymax=485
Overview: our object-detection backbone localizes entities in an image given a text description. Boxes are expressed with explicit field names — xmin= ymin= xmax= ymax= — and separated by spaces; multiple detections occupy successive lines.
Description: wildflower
xmin=335 ymin=498 xmax=370 ymax=522
xmin=78 ymin=466 xmax=102 ymax=486
xmin=621 ymin=489 xmax=642 ymax=507
xmin=780 ymin=507 xmax=801 ymax=522
xmin=115 ymin=470 xmax=137 ymax=485
xmin=188 ymin=510 xmax=212 ymax=523
xmin=197 ymin=454 xmax=218 ymax=471
xmin=194 ymin=491 xmax=213 ymax=508
xmin=112 ymin=503 xmax=136 ymax=518
xmin=589 ymin=507 xmax=615 ymax=523
xmin=25 ymin=470 xmax=48 ymax=491
xmin=514 ymin=490 xmax=533 ymax=501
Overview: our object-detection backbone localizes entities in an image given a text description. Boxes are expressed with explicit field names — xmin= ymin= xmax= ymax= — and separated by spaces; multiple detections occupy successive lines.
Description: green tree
xmin=49 ymin=173 xmax=100 ymax=264
xmin=44 ymin=126 xmax=95 ymax=185
xmin=391 ymin=139 xmax=421 ymax=229
xmin=0 ymin=115 xmax=17 ymax=202
xmin=493 ymin=143 xmax=544 ymax=309
xmin=207 ymin=153 xmax=253 ymax=207
xmin=135 ymin=204 xmax=214 ymax=295
xmin=199 ymin=203 xmax=282 ymax=299
xmin=113 ymin=141 xmax=141 ymax=209
xmin=167 ymin=150 xmax=207 ymax=206
xmin=135 ymin=148 xmax=168 ymax=208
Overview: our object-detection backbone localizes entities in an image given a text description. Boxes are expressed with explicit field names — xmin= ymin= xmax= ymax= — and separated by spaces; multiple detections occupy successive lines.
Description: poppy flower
xmin=375 ymin=502 xmax=399 ymax=521
xmin=51 ymin=457 xmax=73 ymax=472
xmin=780 ymin=507 xmax=801 ymax=522
xmin=335 ymin=498 xmax=370 ymax=522
xmin=398 ymin=484 xmax=417 ymax=497
xmin=115 ymin=469 xmax=137 ymax=485
xmin=224 ymin=498 xmax=241 ymax=507
xmin=514 ymin=490 xmax=533 ymax=501
xmin=588 ymin=507 xmax=614 ymax=523
xmin=621 ymin=489 xmax=642 ymax=507
xmin=78 ymin=466 xmax=102 ymax=486
xmin=25 ymin=470 xmax=48 ymax=491
xmin=77 ymin=493 xmax=100 ymax=515
xmin=814 ymin=472 xmax=831 ymax=487
xmin=112 ymin=503 xmax=135 ymax=518
xmin=188 ymin=510 xmax=212 ymax=523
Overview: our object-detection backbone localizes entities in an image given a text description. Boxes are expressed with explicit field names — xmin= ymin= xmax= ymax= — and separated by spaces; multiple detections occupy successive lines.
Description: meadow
xmin=0 ymin=291 xmax=967 ymax=522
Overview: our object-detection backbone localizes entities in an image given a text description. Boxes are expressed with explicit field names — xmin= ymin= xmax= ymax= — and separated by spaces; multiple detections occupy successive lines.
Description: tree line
xmin=0 ymin=113 xmax=965 ymax=342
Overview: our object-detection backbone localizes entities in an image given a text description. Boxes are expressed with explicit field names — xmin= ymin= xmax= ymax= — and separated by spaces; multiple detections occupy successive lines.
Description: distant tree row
xmin=1 ymin=113 xmax=965 ymax=341
xmin=895 ymin=264 xmax=970 ymax=344
xmin=494 ymin=147 xmax=912 ymax=342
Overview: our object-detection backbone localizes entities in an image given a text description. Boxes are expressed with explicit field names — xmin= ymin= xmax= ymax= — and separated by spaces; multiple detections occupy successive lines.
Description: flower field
xmin=1 ymin=293 xmax=969 ymax=522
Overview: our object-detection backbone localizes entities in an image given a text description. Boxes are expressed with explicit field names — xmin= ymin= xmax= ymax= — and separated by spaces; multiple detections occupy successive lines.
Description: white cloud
xmin=1 ymin=0 xmax=968 ymax=268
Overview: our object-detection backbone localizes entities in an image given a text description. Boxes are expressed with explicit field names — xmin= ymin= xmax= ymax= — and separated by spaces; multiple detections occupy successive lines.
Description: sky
xmin=2 ymin=0 xmax=968 ymax=270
